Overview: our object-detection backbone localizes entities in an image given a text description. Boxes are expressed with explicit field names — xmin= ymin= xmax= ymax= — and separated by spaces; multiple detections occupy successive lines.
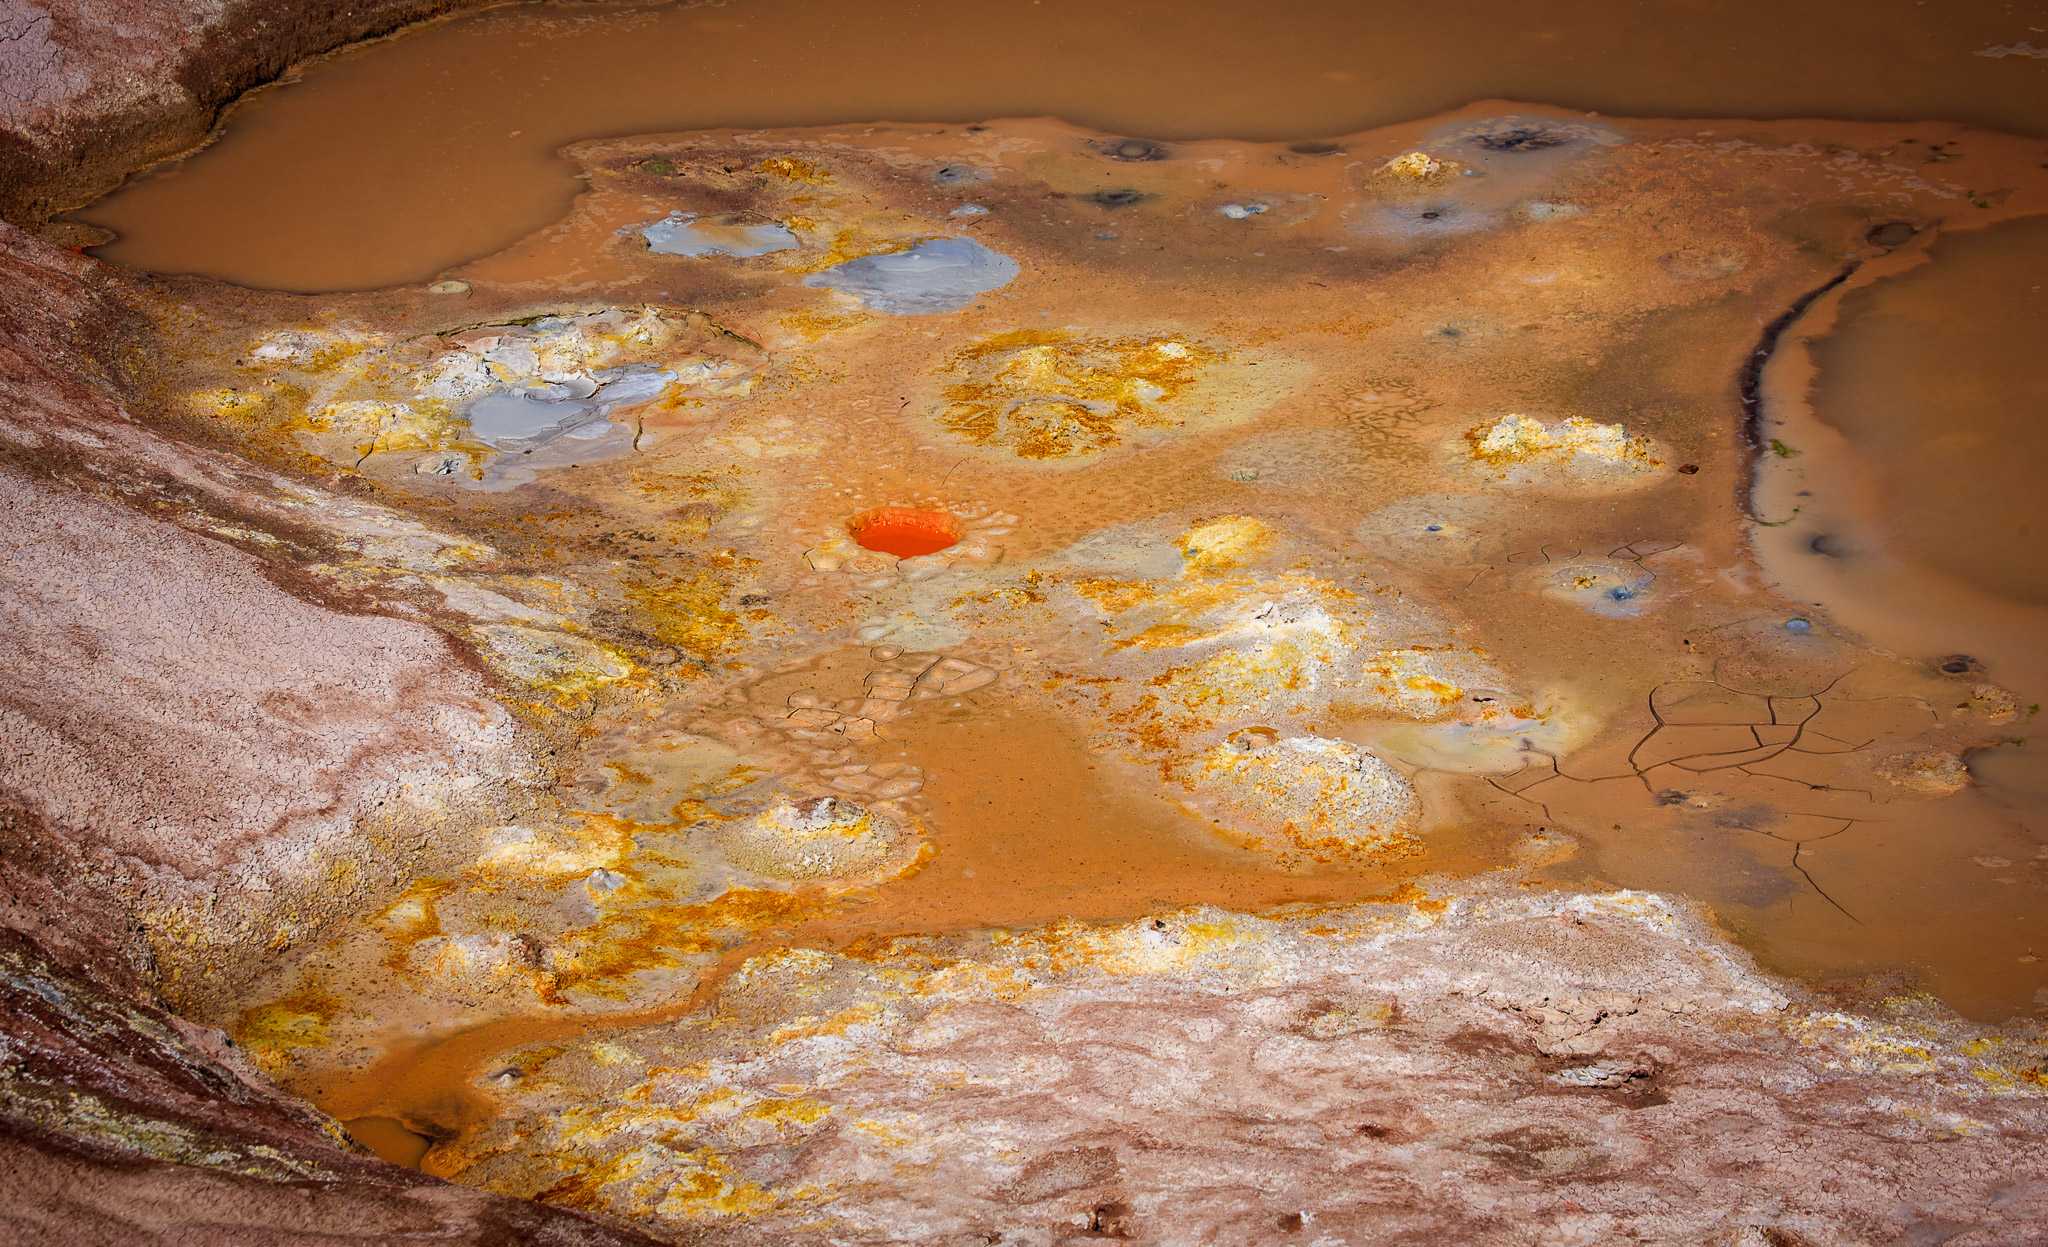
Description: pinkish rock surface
xmin=444 ymin=895 xmax=2048 ymax=1246
xmin=0 ymin=6 xmax=661 ymax=1239
xmin=0 ymin=216 xmax=662 ymax=1242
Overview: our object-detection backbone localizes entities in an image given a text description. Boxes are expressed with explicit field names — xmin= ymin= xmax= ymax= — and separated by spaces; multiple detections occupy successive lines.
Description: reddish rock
xmin=0 ymin=4 xmax=658 ymax=1238
xmin=0 ymin=0 xmax=501 ymax=223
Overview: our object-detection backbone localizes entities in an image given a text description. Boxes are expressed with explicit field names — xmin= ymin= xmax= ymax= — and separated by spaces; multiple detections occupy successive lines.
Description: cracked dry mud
xmin=9 ymin=100 xmax=2048 ymax=1245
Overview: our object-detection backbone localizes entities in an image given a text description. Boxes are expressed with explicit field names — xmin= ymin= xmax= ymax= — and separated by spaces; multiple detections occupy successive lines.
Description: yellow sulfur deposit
xmin=934 ymin=330 xmax=1222 ymax=460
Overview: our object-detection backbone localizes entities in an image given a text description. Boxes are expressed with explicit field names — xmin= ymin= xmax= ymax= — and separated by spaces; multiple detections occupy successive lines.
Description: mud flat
xmin=4 ymin=5 xmax=2048 ymax=1245
xmin=54 ymin=107 xmax=2048 ymax=1238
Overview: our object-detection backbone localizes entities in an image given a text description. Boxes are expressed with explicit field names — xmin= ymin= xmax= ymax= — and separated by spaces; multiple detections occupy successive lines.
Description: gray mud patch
xmin=642 ymin=212 xmax=799 ymax=257
xmin=802 ymin=237 xmax=1019 ymax=314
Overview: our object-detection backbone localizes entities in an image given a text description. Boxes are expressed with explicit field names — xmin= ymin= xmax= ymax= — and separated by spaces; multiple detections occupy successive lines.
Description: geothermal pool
xmin=19 ymin=0 xmax=2048 ymax=1238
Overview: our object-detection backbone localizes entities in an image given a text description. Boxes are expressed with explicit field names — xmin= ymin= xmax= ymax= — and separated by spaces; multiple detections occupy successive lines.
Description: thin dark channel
xmin=1738 ymin=260 xmax=1859 ymax=518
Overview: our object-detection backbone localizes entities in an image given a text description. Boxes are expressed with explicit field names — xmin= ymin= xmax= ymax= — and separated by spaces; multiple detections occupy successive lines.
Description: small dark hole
xmin=1085 ymin=189 xmax=1146 ymax=208
xmin=1866 ymin=221 xmax=1917 ymax=247
xmin=1289 ymin=142 xmax=1344 ymax=155
xmin=1420 ymin=210 xmax=1441 ymax=219
xmin=1085 ymin=1201 xmax=1132 ymax=1236
xmin=1473 ymin=126 xmax=1573 ymax=152
xmin=1676 ymin=463 xmax=1699 ymax=474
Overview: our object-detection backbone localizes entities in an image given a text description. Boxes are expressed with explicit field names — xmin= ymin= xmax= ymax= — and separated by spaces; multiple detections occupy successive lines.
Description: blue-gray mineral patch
xmin=1543 ymin=558 xmax=1656 ymax=618
xmin=464 ymin=365 xmax=675 ymax=453
xmin=801 ymin=237 xmax=1019 ymax=314
xmin=642 ymin=212 xmax=799 ymax=258
xmin=468 ymin=383 xmax=597 ymax=447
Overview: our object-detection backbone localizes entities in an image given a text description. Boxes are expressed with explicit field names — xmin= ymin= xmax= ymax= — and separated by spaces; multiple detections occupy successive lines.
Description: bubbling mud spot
xmin=1095 ymin=137 xmax=1171 ymax=162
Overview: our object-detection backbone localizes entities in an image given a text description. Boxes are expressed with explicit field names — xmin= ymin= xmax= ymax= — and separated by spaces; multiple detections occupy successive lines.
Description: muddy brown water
xmin=1811 ymin=219 xmax=2048 ymax=607
xmin=77 ymin=0 xmax=2048 ymax=292
xmin=1749 ymin=216 xmax=2048 ymax=955
xmin=61 ymin=0 xmax=2048 ymax=1181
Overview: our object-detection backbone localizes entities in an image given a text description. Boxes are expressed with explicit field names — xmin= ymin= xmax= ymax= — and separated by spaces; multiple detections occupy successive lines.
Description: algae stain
xmin=624 ymin=565 xmax=750 ymax=662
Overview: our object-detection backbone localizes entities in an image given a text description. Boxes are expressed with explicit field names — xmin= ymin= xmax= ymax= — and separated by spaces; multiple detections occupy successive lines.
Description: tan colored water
xmin=1749 ymin=221 xmax=2048 ymax=946
xmin=77 ymin=0 xmax=2048 ymax=292
xmin=1806 ymin=219 xmax=2048 ymax=607
xmin=342 ymin=1115 xmax=433 ymax=1168
xmin=76 ymin=0 xmax=2048 ymax=1210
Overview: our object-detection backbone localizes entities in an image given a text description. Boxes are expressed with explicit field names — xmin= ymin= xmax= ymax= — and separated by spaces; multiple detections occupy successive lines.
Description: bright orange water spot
xmin=853 ymin=507 xmax=960 ymax=558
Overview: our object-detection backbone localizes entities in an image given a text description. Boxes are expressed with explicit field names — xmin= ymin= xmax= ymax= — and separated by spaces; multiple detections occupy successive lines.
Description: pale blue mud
xmin=801 ymin=237 xmax=1019 ymax=314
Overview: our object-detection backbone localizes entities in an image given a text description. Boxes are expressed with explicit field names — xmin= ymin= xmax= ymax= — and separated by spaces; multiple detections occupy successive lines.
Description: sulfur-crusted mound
xmin=1189 ymin=733 xmax=1421 ymax=863
xmin=717 ymin=798 xmax=919 ymax=881
xmin=1460 ymin=413 xmax=1663 ymax=491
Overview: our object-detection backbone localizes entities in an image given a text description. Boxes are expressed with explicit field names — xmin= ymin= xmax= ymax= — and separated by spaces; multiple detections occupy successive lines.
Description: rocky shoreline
xmin=3 ymin=3 xmax=664 ymax=1241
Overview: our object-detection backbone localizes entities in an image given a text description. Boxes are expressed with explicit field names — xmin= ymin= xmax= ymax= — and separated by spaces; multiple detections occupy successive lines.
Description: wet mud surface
xmin=81 ymin=103 xmax=2048 ymax=1234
